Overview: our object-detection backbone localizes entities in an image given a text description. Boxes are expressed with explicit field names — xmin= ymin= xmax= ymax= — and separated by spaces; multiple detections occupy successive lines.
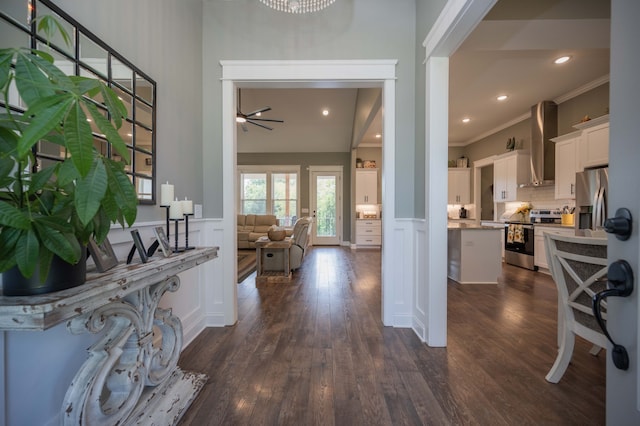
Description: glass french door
xmin=309 ymin=167 xmax=342 ymax=245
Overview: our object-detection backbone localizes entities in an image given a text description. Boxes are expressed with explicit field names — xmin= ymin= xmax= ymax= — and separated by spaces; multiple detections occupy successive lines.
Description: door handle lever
xmin=592 ymin=259 xmax=634 ymax=370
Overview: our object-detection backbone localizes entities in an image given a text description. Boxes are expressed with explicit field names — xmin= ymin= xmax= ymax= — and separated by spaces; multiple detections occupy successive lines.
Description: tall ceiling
xmin=236 ymin=0 xmax=610 ymax=153
xmin=449 ymin=0 xmax=610 ymax=146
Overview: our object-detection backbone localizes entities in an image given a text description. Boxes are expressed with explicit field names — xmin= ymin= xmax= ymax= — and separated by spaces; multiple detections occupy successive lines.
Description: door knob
xmin=604 ymin=208 xmax=632 ymax=241
xmin=592 ymin=259 xmax=634 ymax=370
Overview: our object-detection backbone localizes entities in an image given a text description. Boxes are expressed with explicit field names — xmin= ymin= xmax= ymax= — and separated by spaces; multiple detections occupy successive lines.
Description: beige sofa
xmin=237 ymin=214 xmax=279 ymax=248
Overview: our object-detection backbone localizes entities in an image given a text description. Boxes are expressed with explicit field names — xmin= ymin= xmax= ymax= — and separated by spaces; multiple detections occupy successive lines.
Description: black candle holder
xmin=182 ymin=213 xmax=195 ymax=251
xmin=160 ymin=205 xmax=171 ymax=240
xmin=171 ymin=218 xmax=185 ymax=253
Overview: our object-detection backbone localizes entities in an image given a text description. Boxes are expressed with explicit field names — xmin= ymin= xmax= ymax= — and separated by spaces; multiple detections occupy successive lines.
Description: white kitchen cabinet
xmin=355 ymin=169 xmax=378 ymax=204
xmin=493 ymin=150 xmax=530 ymax=202
xmin=534 ymin=226 xmax=575 ymax=270
xmin=552 ymin=131 xmax=581 ymax=199
xmin=356 ymin=219 xmax=381 ymax=246
xmin=581 ymin=123 xmax=609 ymax=168
xmin=448 ymin=168 xmax=471 ymax=204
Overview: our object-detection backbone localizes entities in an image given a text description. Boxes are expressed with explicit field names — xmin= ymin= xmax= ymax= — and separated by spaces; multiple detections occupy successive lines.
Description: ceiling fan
xmin=236 ymin=89 xmax=284 ymax=132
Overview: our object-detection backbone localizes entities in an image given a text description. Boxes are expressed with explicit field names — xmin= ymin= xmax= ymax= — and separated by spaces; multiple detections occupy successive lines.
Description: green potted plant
xmin=0 ymin=17 xmax=138 ymax=296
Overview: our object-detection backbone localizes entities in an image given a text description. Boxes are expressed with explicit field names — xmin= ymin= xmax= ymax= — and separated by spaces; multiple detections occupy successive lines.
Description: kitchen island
xmin=447 ymin=223 xmax=502 ymax=284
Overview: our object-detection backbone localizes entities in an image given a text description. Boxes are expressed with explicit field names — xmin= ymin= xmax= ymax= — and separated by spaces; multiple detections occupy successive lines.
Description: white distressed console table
xmin=0 ymin=246 xmax=218 ymax=425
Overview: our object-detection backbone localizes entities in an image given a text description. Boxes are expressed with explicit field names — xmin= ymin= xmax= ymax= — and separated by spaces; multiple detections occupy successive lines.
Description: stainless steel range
xmin=504 ymin=209 xmax=562 ymax=271
xmin=504 ymin=221 xmax=536 ymax=271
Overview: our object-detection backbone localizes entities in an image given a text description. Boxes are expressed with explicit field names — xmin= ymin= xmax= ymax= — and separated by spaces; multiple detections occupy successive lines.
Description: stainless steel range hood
xmin=523 ymin=100 xmax=558 ymax=187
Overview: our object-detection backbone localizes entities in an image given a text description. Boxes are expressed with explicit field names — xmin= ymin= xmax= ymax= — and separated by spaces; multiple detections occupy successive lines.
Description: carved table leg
xmin=62 ymin=275 xmax=207 ymax=425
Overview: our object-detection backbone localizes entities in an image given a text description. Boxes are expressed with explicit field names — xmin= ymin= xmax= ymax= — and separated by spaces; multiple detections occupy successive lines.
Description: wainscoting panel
xmin=412 ymin=221 xmax=427 ymax=341
xmin=387 ymin=220 xmax=415 ymax=328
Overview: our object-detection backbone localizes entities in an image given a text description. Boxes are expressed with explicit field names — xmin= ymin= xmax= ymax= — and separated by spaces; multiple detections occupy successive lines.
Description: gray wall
xmin=203 ymin=0 xmax=429 ymax=219
xmin=414 ymin=0 xmax=449 ymax=218
xmin=238 ymin=152 xmax=351 ymax=237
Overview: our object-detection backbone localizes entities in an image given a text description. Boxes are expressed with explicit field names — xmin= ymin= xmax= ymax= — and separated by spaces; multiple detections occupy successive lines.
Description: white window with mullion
xmin=238 ymin=165 xmax=300 ymax=226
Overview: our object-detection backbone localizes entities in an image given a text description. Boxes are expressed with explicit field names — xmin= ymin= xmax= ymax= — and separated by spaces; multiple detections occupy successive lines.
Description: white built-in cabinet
xmin=575 ymin=116 xmax=609 ymax=169
xmin=534 ymin=226 xmax=576 ymax=270
xmin=552 ymin=115 xmax=609 ymax=200
xmin=448 ymin=168 xmax=471 ymax=204
xmin=355 ymin=169 xmax=378 ymax=204
xmin=493 ymin=150 xmax=531 ymax=202
xmin=355 ymin=219 xmax=382 ymax=246
xmin=552 ymin=131 xmax=581 ymax=199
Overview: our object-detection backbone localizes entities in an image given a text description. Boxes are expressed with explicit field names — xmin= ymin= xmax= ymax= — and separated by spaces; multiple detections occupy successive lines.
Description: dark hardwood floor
xmin=178 ymin=247 xmax=605 ymax=425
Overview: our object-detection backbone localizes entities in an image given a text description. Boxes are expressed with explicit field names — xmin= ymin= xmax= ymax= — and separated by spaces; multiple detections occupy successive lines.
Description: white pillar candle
xmin=169 ymin=199 xmax=183 ymax=219
xmin=181 ymin=197 xmax=193 ymax=215
xmin=160 ymin=182 xmax=174 ymax=206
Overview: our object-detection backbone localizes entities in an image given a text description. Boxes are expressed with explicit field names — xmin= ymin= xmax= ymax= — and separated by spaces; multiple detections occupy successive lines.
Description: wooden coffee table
xmin=255 ymin=236 xmax=293 ymax=283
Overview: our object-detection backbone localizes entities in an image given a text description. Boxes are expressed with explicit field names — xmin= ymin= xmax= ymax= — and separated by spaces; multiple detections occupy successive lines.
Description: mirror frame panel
xmin=0 ymin=0 xmax=157 ymax=204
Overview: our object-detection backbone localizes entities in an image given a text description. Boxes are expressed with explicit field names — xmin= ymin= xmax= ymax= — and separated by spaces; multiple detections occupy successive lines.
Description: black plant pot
xmin=2 ymin=251 xmax=87 ymax=297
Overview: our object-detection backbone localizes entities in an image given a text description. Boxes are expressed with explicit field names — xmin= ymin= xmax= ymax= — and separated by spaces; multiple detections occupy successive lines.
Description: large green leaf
xmin=57 ymin=159 xmax=81 ymax=186
xmin=26 ymin=163 xmax=57 ymax=194
xmin=84 ymin=101 xmax=130 ymax=162
xmin=29 ymin=51 xmax=75 ymax=91
xmin=92 ymin=207 xmax=111 ymax=244
xmin=18 ymin=97 xmax=72 ymax=158
xmin=105 ymin=159 xmax=137 ymax=226
xmin=0 ymin=202 xmax=31 ymax=229
xmin=75 ymin=159 xmax=107 ymax=225
xmin=15 ymin=228 xmax=39 ymax=278
xmin=0 ymin=157 xmax=15 ymax=185
xmin=13 ymin=51 xmax=56 ymax=106
xmin=64 ymin=101 xmax=94 ymax=177
xmin=33 ymin=221 xmax=81 ymax=265
xmin=100 ymin=84 xmax=127 ymax=129
xmin=70 ymin=76 xmax=101 ymax=96
xmin=36 ymin=15 xmax=72 ymax=48
xmin=0 ymin=49 xmax=13 ymax=93
xmin=33 ymin=214 xmax=73 ymax=233
xmin=0 ymin=126 xmax=19 ymax=155
xmin=0 ymin=228 xmax=20 ymax=273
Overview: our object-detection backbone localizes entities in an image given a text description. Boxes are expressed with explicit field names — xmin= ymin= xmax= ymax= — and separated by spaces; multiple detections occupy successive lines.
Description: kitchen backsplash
xmin=447 ymin=185 xmax=575 ymax=220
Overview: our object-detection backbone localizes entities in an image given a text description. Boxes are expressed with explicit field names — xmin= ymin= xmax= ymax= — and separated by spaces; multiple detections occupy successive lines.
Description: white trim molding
xmin=220 ymin=60 xmax=400 ymax=327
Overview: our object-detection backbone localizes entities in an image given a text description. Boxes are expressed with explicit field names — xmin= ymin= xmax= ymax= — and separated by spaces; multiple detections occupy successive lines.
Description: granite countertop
xmin=533 ymin=223 xmax=575 ymax=229
xmin=447 ymin=223 xmax=502 ymax=230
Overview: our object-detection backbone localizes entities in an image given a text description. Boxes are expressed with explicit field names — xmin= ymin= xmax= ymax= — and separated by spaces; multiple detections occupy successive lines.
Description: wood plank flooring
xmin=178 ymin=247 xmax=605 ymax=425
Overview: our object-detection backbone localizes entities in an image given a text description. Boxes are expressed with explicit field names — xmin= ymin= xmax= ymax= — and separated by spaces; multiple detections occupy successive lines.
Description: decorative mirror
xmin=0 ymin=0 xmax=157 ymax=203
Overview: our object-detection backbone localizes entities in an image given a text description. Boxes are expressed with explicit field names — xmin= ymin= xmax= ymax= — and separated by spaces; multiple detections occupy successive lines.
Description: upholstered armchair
xmin=263 ymin=217 xmax=312 ymax=272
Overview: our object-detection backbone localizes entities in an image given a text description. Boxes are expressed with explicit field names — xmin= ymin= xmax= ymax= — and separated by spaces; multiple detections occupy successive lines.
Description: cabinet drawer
xmin=356 ymin=223 xmax=381 ymax=236
xmin=356 ymin=236 xmax=381 ymax=245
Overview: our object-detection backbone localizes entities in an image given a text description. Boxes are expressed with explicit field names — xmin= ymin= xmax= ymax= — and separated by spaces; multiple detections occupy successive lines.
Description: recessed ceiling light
xmin=462 ymin=118 xmax=470 ymax=123
xmin=375 ymin=134 xmax=381 ymax=138
xmin=322 ymin=109 xmax=329 ymax=116
xmin=255 ymin=112 xmax=261 ymax=116
xmin=497 ymin=95 xmax=508 ymax=101
xmin=554 ymin=55 xmax=571 ymax=64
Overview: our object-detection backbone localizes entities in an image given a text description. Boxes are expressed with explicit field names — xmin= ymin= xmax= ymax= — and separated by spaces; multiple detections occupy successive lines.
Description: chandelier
xmin=259 ymin=0 xmax=336 ymax=14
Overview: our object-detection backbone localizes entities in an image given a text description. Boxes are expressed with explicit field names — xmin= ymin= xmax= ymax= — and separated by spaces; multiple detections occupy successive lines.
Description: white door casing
xmin=220 ymin=60 xmax=397 ymax=326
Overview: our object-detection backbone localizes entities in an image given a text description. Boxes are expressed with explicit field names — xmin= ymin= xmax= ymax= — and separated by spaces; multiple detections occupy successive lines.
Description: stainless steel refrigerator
xmin=575 ymin=166 xmax=608 ymax=236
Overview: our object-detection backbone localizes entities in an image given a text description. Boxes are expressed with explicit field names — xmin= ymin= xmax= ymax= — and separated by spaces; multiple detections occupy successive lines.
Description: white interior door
xmin=309 ymin=166 xmax=342 ymax=246
xmin=606 ymin=1 xmax=640 ymax=422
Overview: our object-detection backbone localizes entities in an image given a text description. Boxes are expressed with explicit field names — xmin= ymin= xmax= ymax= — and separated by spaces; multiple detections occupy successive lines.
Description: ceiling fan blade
xmin=247 ymin=119 xmax=273 ymax=131
xmin=245 ymin=106 xmax=271 ymax=117
xmin=249 ymin=118 xmax=284 ymax=123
